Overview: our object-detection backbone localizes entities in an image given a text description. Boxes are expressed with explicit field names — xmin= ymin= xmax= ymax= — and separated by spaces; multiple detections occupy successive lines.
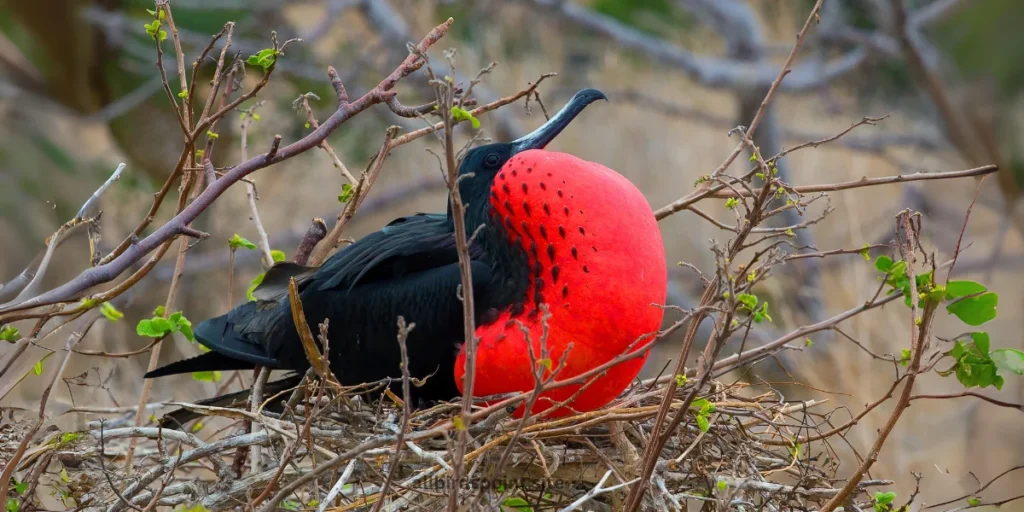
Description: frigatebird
xmin=147 ymin=89 xmax=669 ymax=422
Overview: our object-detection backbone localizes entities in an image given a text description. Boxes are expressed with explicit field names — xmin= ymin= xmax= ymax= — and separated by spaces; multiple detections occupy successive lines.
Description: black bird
xmin=145 ymin=89 xmax=608 ymax=421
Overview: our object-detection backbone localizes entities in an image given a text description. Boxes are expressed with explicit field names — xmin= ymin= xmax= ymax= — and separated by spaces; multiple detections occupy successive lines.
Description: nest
xmin=5 ymin=374 xmax=895 ymax=511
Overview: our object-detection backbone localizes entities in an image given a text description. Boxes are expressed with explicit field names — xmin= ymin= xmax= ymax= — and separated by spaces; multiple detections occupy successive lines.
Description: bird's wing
xmin=312 ymin=212 xmax=484 ymax=292
xmin=171 ymin=212 xmax=489 ymax=376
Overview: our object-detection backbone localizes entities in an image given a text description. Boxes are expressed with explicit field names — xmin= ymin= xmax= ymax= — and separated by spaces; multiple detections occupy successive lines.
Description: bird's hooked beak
xmin=510 ymin=88 xmax=607 ymax=154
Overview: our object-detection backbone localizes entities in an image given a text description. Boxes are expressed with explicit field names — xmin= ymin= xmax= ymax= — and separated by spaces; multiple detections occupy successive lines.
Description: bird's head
xmin=452 ymin=88 xmax=607 ymax=220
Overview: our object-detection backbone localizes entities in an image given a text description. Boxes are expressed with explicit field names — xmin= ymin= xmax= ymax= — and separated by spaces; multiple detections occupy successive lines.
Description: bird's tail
xmin=156 ymin=374 xmax=304 ymax=430
xmin=144 ymin=350 xmax=249 ymax=378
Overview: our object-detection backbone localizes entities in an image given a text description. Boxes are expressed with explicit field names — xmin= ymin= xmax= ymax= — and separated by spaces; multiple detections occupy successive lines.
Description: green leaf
xmin=0 ymin=325 xmax=20 ymax=343
xmin=450 ymin=106 xmax=481 ymax=129
xmin=970 ymin=332 xmax=990 ymax=354
xmin=716 ymin=479 xmax=727 ymax=491
xmin=5 ymin=498 xmax=17 ymax=512
xmin=246 ymin=48 xmax=278 ymax=70
xmin=100 ymin=302 xmax=123 ymax=321
xmin=281 ymin=501 xmax=300 ymax=511
xmin=60 ymin=467 xmax=70 ymax=483
xmin=725 ymin=197 xmax=739 ymax=210
xmin=247 ymin=272 xmax=265 ymax=302
xmin=945 ymin=280 xmax=987 ymax=299
xmin=874 ymin=255 xmax=893 ymax=272
xmin=33 ymin=359 xmax=43 ymax=376
xmin=874 ymin=491 xmax=897 ymax=512
xmin=753 ymin=301 xmax=772 ymax=323
xmin=153 ymin=305 xmax=166 ymax=317
xmin=12 ymin=478 xmax=27 ymax=495
xmin=947 ymin=292 xmax=999 ymax=326
xmin=538 ymin=358 xmax=553 ymax=371
xmin=229 ymin=234 xmax=257 ymax=250
xmin=137 ymin=317 xmax=174 ymax=338
xmin=736 ymin=293 xmax=758 ymax=311
xmin=949 ymin=339 xmax=1003 ymax=390
xmin=175 ymin=313 xmax=194 ymax=342
xmin=271 ymin=250 xmax=286 ymax=263
xmin=899 ymin=349 xmax=911 ymax=366
xmin=674 ymin=374 xmax=686 ymax=386
xmin=991 ymin=348 xmax=1024 ymax=375
xmin=968 ymin=497 xmax=981 ymax=507
xmin=192 ymin=370 xmax=221 ymax=382
xmin=501 ymin=497 xmax=533 ymax=512
xmin=337 ymin=183 xmax=354 ymax=203
xmin=696 ymin=414 xmax=710 ymax=432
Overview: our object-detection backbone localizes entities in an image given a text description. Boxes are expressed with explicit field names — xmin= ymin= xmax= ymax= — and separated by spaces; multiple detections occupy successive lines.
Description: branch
xmin=0 ymin=18 xmax=455 ymax=318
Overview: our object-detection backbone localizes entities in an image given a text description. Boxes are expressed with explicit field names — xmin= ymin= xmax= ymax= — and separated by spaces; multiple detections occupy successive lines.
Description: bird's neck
xmin=462 ymin=196 xmax=533 ymax=312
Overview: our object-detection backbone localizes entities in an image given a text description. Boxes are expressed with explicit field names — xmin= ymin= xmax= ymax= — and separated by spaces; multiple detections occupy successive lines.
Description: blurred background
xmin=1 ymin=0 xmax=1022 ymax=508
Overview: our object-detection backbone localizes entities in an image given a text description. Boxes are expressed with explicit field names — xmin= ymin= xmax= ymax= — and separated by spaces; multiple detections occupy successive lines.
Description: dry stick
xmin=296 ymin=92 xmax=358 ymax=184
xmin=294 ymin=219 xmax=328 ymax=265
xmin=370 ymin=317 xmax=415 ymax=512
xmin=656 ymin=164 xmax=997 ymax=221
xmin=426 ymin=52 xmax=480 ymax=512
xmin=240 ymin=102 xmax=275 ymax=268
xmin=308 ymin=127 xmax=398 ymax=266
xmin=819 ymin=212 xmax=936 ymax=512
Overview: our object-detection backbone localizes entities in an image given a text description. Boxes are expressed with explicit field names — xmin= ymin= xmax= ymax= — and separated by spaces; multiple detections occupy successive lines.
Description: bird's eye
xmin=484 ymin=153 xmax=501 ymax=167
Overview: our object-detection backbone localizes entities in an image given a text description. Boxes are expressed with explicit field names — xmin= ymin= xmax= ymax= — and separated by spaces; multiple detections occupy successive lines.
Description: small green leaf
xmin=874 ymin=491 xmax=897 ymax=512
xmin=991 ymin=348 xmax=1024 ymax=375
xmin=12 ymin=478 xmax=27 ymax=495
xmin=337 ymin=183 xmax=354 ymax=203
xmin=725 ymin=197 xmax=739 ymax=210
xmin=175 ymin=313 xmax=194 ymax=342
xmin=736 ymin=293 xmax=758 ymax=311
xmin=874 ymin=255 xmax=893 ymax=272
xmin=0 ymin=325 xmax=20 ymax=343
xmin=177 ymin=90 xmax=188 ymax=99
xmin=452 ymin=415 xmax=465 ymax=430
xmin=229 ymin=234 xmax=258 ymax=251
xmin=947 ymin=292 xmax=999 ymax=326
xmin=206 ymin=131 xmax=219 ymax=139
xmin=100 ymin=302 xmax=123 ymax=321
xmin=304 ymin=122 xmax=310 ymax=129
xmin=33 ymin=359 xmax=43 ymax=376
xmin=247 ymin=272 xmax=265 ymax=302
xmin=191 ymin=371 xmax=222 ymax=382
xmin=696 ymin=414 xmax=710 ymax=432
xmin=281 ymin=501 xmax=300 ymax=511
xmin=137 ymin=317 xmax=174 ymax=338
xmin=538 ymin=358 xmax=553 ymax=371
xmin=899 ymin=349 xmax=911 ymax=366
xmin=860 ymin=243 xmax=871 ymax=261
xmin=945 ymin=280 xmax=987 ymax=299
xmin=271 ymin=250 xmax=286 ymax=263
xmin=968 ymin=497 xmax=981 ymax=507
xmin=153 ymin=305 xmax=166 ymax=317
xmin=246 ymin=48 xmax=278 ymax=70
xmin=450 ymin=106 xmax=481 ymax=129
xmin=789 ymin=442 xmax=802 ymax=458
xmin=716 ymin=478 xmax=727 ymax=491
xmin=674 ymin=374 xmax=686 ymax=386
xmin=191 ymin=421 xmax=204 ymax=432
xmin=5 ymin=498 xmax=17 ymax=512
xmin=501 ymin=497 xmax=533 ymax=512
xmin=804 ymin=338 xmax=814 ymax=347
xmin=59 ymin=467 xmax=70 ymax=483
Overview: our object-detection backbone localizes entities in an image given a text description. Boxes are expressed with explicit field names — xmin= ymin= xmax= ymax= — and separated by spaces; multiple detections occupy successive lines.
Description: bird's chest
xmin=478 ymin=152 xmax=667 ymax=357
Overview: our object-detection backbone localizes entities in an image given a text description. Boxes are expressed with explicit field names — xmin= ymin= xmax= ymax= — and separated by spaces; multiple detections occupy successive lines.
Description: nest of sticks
xmin=4 ymin=370 xmax=896 ymax=512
